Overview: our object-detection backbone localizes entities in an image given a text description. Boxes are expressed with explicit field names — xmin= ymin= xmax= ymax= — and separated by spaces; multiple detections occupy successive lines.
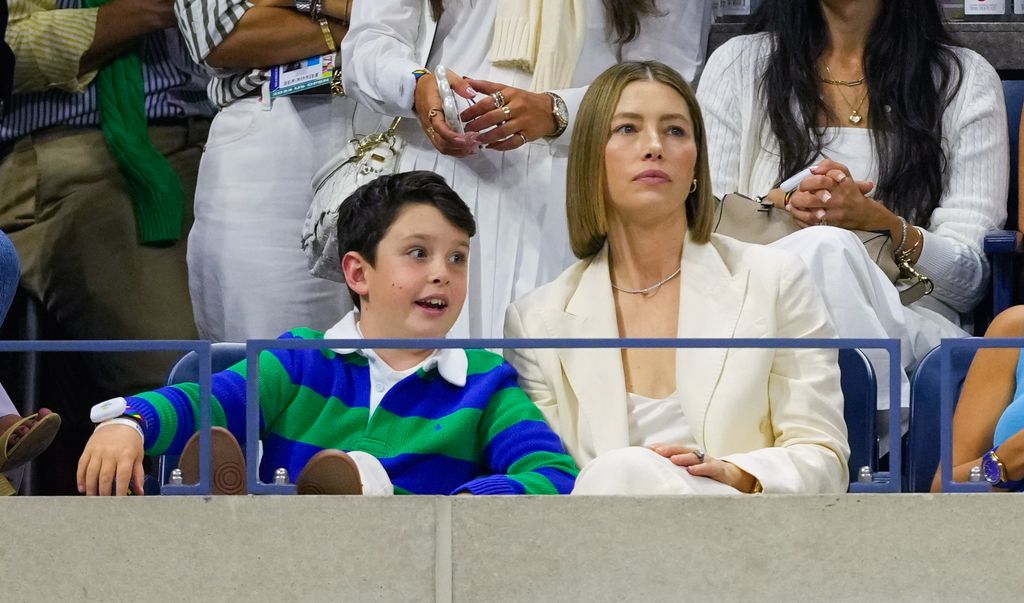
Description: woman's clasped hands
xmin=785 ymin=160 xmax=885 ymax=230
xmin=649 ymin=443 xmax=758 ymax=493
xmin=413 ymin=67 xmax=559 ymax=157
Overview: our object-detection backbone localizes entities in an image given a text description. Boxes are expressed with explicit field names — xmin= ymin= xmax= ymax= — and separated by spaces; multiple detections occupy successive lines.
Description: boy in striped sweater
xmin=76 ymin=171 xmax=578 ymax=496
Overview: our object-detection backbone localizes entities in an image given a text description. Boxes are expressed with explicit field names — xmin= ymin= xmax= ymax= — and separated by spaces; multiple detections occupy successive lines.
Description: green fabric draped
xmin=80 ymin=0 xmax=184 ymax=245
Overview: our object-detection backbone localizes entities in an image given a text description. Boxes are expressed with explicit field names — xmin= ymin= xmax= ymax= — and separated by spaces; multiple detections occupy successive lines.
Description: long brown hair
xmin=430 ymin=0 xmax=659 ymax=43
xmin=566 ymin=61 xmax=715 ymax=259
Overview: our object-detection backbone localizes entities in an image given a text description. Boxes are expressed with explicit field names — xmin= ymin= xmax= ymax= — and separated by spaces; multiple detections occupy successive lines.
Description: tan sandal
xmin=0 ymin=412 xmax=61 ymax=495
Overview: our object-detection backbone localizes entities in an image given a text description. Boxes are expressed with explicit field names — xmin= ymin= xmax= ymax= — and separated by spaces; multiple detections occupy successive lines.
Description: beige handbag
xmin=712 ymin=193 xmax=931 ymax=305
xmin=300 ymin=0 xmax=437 ymax=282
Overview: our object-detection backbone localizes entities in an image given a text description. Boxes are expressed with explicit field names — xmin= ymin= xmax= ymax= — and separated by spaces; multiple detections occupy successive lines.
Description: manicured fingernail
xmin=821 ymin=191 xmax=832 ymax=203
xmin=466 ymin=87 xmax=477 ymax=96
xmin=815 ymin=209 xmax=826 ymax=219
xmin=835 ymin=173 xmax=847 ymax=183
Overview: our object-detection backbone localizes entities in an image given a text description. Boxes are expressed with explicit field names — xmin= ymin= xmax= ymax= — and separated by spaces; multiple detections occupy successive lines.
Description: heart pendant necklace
xmin=824 ymin=65 xmax=869 ymax=126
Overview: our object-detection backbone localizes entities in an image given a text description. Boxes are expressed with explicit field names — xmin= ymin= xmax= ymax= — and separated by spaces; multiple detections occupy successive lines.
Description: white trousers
xmin=769 ymin=227 xmax=968 ymax=437
xmin=347 ymin=451 xmax=394 ymax=496
xmin=571 ymin=447 xmax=741 ymax=495
xmin=188 ymin=96 xmax=366 ymax=342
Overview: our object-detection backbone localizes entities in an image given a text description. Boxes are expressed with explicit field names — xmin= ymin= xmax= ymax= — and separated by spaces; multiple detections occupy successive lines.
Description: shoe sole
xmin=178 ymin=426 xmax=248 ymax=495
xmin=296 ymin=450 xmax=362 ymax=495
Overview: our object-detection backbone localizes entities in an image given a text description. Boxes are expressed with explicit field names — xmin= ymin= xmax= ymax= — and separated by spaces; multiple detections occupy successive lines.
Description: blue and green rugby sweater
xmin=125 ymin=328 xmax=578 ymax=495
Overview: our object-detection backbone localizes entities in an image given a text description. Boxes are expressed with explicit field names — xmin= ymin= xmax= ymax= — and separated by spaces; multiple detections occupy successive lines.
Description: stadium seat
xmin=904 ymin=343 xmax=978 ymax=492
xmin=982 ymin=80 xmax=1024 ymax=319
xmin=148 ymin=342 xmax=247 ymax=494
xmin=838 ymin=348 xmax=878 ymax=488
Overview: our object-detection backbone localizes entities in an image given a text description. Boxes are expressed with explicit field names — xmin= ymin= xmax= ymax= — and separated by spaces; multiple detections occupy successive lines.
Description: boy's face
xmin=348 ymin=203 xmax=470 ymax=339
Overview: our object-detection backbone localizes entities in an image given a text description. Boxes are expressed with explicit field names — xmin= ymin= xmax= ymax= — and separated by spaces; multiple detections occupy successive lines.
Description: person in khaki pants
xmin=0 ymin=0 xmax=212 ymax=493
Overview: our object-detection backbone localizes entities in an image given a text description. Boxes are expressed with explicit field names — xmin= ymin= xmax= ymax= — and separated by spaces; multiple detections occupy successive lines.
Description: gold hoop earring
xmin=689 ymin=179 xmax=698 ymax=193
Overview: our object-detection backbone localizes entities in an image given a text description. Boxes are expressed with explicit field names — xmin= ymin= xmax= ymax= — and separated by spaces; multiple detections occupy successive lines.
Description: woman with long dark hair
xmin=697 ymin=0 xmax=1009 ymax=425
xmin=342 ymin=0 xmax=712 ymax=338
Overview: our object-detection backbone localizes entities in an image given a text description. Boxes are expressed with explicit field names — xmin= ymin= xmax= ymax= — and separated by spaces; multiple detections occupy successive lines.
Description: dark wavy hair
xmin=337 ymin=171 xmax=475 ymax=308
xmin=430 ymin=0 xmax=659 ymax=44
xmin=746 ymin=1 xmax=964 ymax=225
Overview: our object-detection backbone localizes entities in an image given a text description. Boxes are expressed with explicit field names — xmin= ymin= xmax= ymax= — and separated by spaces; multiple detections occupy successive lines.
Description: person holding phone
xmin=697 ymin=0 xmax=1009 ymax=428
xmin=341 ymin=0 xmax=712 ymax=338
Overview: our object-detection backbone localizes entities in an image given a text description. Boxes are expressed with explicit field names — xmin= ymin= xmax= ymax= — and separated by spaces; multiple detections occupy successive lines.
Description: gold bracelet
xmin=319 ymin=18 xmax=337 ymax=53
xmin=899 ymin=226 xmax=923 ymax=260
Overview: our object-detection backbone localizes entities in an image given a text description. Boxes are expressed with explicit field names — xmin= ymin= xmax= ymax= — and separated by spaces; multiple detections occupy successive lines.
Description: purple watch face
xmin=982 ymin=453 xmax=1002 ymax=484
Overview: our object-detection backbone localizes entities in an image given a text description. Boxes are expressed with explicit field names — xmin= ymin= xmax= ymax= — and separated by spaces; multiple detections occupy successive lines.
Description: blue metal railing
xmin=0 ymin=337 xmax=902 ymax=494
xmin=244 ymin=337 xmax=902 ymax=494
xmin=0 ymin=340 xmax=213 ymax=495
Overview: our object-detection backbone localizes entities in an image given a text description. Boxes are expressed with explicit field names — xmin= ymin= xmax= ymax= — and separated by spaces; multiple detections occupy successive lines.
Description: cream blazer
xmin=504 ymin=233 xmax=850 ymax=494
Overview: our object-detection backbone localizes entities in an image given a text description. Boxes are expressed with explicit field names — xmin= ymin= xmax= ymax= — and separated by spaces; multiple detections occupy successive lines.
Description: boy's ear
xmin=341 ymin=251 xmax=371 ymax=299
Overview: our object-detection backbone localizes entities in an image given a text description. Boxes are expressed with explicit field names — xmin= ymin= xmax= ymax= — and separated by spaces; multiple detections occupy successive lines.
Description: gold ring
xmin=491 ymin=91 xmax=506 ymax=108
xmin=517 ymin=132 xmax=528 ymax=146
xmin=502 ymin=105 xmax=512 ymax=120
xmin=426 ymin=126 xmax=436 ymax=138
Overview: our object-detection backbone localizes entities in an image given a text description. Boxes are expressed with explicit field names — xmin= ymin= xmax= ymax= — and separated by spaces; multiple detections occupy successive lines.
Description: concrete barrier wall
xmin=4 ymin=495 xmax=1020 ymax=602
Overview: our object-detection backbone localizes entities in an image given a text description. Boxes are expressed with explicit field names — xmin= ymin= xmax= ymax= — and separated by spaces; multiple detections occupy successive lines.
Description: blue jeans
xmin=0 ymin=229 xmax=17 ymax=325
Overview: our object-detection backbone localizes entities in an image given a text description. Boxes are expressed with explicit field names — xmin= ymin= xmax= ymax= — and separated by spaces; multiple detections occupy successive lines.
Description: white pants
xmin=571 ymin=447 xmax=741 ymax=495
xmin=188 ymin=96 xmax=371 ymax=341
xmin=347 ymin=451 xmax=394 ymax=496
xmin=769 ymin=227 xmax=968 ymax=439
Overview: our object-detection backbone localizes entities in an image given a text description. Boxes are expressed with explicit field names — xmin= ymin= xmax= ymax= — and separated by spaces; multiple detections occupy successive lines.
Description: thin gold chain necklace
xmin=824 ymin=65 xmax=869 ymax=125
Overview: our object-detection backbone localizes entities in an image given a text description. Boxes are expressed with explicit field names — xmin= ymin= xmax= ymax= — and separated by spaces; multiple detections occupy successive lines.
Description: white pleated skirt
xmin=392 ymin=120 xmax=576 ymax=339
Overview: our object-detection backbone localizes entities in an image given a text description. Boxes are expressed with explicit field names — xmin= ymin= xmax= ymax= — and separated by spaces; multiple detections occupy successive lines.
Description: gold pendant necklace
xmin=824 ymin=65 xmax=869 ymax=125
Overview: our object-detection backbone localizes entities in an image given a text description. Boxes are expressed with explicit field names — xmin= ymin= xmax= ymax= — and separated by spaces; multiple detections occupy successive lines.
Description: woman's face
xmin=603 ymin=80 xmax=697 ymax=220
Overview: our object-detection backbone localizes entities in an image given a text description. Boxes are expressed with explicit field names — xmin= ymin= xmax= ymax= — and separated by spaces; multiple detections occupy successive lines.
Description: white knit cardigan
xmin=696 ymin=34 xmax=1009 ymax=314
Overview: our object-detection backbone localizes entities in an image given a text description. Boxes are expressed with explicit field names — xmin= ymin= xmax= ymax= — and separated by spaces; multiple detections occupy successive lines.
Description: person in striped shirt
xmin=77 ymin=171 xmax=579 ymax=496
xmin=176 ymin=0 xmax=381 ymax=344
xmin=1 ymin=0 xmax=213 ymax=493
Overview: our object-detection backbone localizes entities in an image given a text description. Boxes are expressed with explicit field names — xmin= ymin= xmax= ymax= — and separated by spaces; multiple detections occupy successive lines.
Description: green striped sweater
xmin=125 ymin=328 xmax=579 ymax=494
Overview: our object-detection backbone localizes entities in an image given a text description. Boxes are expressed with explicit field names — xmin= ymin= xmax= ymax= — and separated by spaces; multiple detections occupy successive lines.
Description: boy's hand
xmin=77 ymin=424 xmax=146 ymax=496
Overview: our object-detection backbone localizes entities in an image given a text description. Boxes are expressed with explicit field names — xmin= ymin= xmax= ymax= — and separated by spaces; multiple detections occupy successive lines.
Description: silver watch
xmin=544 ymin=92 xmax=569 ymax=138
xmin=294 ymin=0 xmax=312 ymax=13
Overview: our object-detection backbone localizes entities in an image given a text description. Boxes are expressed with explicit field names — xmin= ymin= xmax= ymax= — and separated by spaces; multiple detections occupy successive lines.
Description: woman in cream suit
xmin=504 ymin=61 xmax=849 ymax=495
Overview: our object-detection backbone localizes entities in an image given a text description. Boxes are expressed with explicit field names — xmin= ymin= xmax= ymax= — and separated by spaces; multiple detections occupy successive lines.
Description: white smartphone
xmin=779 ymin=167 xmax=815 ymax=193
xmin=433 ymin=65 xmax=465 ymax=134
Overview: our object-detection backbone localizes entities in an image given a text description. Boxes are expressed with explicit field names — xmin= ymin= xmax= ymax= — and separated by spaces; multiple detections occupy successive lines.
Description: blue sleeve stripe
xmin=483 ymin=420 xmax=569 ymax=472
xmin=534 ymin=466 xmax=577 ymax=495
xmin=381 ymin=453 xmax=480 ymax=495
xmin=210 ymin=368 xmax=256 ymax=441
xmin=163 ymin=386 xmax=198 ymax=455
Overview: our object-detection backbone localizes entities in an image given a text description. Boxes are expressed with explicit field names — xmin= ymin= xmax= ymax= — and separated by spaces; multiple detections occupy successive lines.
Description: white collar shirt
xmin=323 ymin=310 xmax=468 ymax=418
